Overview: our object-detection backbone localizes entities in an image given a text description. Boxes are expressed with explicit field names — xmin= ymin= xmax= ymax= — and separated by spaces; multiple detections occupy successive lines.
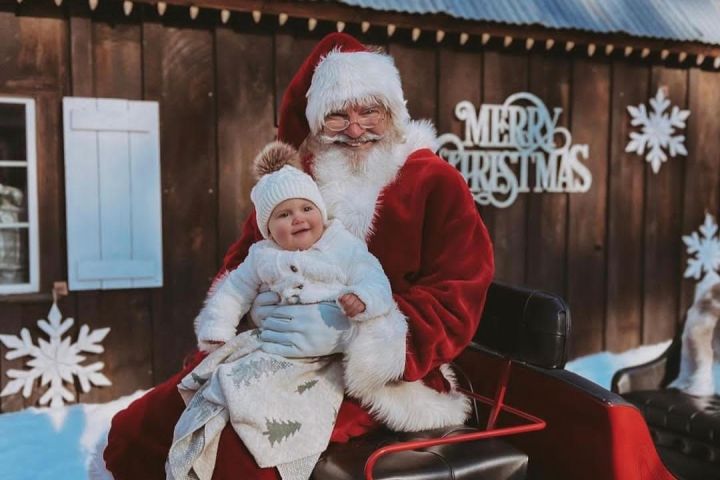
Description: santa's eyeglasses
xmin=323 ymin=109 xmax=385 ymax=132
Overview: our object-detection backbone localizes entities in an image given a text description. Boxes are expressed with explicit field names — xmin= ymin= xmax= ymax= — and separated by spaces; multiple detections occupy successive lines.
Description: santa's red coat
xmin=104 ymin=148 xmax=494 ymax=479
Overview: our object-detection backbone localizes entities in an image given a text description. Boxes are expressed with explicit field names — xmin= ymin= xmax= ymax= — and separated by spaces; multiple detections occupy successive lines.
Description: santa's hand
xmin=249 ymin=290 xmax=281 ymax=328
xmin=259 ymin=302 xmax=351 ymax=358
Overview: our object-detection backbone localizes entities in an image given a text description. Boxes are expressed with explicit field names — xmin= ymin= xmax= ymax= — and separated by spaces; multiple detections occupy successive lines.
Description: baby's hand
xmin=199 ymin=339 xmax=226 ymax=353
xmin=339 ymin=293 xmax=366 ymax=317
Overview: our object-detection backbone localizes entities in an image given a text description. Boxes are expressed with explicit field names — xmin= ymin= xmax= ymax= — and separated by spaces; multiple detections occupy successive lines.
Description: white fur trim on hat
xmin=250 ymin=165 xmax=328 ymax=239
xmin=305 ymin=49 xmax=410 ymax=137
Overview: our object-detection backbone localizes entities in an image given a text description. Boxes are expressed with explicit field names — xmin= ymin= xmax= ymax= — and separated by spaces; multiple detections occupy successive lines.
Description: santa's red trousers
xmin=104 ymin=351 xmax=380 ymax=479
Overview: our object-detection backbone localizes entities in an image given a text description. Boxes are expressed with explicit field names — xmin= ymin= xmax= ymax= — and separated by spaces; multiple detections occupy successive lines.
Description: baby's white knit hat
xmin=250 ymin=142 xmax=328 ymax=239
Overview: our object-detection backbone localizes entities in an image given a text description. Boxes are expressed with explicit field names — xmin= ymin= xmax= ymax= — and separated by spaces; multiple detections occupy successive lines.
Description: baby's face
xmin=268 ymin=198 xmax=324 ymax=250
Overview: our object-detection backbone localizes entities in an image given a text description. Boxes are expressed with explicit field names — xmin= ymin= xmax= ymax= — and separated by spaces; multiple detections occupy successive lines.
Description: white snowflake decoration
xmin=626 ymin=87 xmax=690 ymax=174
xmin=684 ymin=213 xmax=720 ymax=298
xmin=0 ymin=302 xmax=111 ymax=408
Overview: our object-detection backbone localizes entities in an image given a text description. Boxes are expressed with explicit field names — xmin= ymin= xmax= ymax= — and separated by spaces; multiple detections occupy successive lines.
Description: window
xmin=0 ymin=97 xmax=39 ymax=294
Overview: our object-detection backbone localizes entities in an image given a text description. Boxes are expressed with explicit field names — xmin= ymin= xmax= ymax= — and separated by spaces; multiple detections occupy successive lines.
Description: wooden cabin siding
xmin=0 ymin=2 xmax=718 ymax=410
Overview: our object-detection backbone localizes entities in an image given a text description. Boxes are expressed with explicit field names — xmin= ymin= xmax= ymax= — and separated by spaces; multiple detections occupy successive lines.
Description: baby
xmin=166 ymin=142 xmax=394 ymax=480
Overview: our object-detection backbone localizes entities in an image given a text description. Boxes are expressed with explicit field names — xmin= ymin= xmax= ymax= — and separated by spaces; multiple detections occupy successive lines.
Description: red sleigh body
xmin=313 ymin=282 xmax=676 ymax=480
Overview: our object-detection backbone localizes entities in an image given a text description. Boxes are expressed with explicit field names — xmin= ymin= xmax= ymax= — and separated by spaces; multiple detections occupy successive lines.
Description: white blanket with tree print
xmin=166 ymin=330 xmax=344 ymax=480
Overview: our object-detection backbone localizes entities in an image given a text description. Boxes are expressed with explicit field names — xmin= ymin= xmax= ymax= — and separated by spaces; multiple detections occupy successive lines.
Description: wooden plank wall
xmin=1 ymin=2 xmax=719 ymax=410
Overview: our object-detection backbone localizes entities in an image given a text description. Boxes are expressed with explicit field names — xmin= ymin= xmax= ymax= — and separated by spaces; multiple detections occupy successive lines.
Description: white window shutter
xmin=63 ymin=97 xmax=163 ymax=290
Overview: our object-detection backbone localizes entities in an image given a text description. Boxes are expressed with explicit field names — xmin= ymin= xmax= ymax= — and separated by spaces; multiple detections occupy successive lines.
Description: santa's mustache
xmin=317 ymin=131 xmax=385 ymax=146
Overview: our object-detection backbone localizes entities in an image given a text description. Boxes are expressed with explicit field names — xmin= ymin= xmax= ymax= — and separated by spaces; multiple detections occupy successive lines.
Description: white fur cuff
xmin=342 ymin=303 xmax=472 ymax=432
xmin=343 ymin=304 xmax=407 ymax=396
xmin=363 ymin=371 xmax=471 ymax=432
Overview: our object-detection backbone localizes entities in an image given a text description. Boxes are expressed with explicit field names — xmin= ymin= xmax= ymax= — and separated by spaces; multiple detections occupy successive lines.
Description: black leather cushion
xmin=655 ymin=444 xmax=720 ymax=480
xmin=625 ymin=389 xmax=720 ymax=465
xmin=474 ymin=282 xmax=570 ymax=369
xmin=312 ymin=426 xmax=528 ymax=480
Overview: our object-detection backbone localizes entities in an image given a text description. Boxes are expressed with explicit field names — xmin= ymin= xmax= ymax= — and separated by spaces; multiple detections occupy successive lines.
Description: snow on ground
xmin=0 ymin=340 xmax=713 ymax=480
xmin=565 ymin=339 xmax=672 ymax=389
xmin=0 ymin=390 xmax=145 ymax=480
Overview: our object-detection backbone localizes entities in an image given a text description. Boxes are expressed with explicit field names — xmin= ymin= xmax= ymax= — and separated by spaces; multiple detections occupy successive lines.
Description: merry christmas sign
xmin=437 ymin=92 xmax=592 ymax=208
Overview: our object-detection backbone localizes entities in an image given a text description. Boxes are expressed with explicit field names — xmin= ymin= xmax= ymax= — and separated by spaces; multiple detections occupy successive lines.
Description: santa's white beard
xmin=308 ymin=132 xmax=406 ymax=241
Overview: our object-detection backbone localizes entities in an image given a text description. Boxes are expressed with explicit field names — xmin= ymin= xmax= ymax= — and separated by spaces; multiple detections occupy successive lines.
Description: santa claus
xmin=102 ymin=32 xmax=494 ymax=479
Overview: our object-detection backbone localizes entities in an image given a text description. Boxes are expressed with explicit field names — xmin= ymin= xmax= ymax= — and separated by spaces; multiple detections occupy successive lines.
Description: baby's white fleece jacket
xmin=194 ymin=219 xmax=394 ymax=350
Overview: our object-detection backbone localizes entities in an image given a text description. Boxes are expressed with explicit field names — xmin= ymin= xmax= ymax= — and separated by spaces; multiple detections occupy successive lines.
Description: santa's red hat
xmin=278 ymin=33 xmax=410 ymax=149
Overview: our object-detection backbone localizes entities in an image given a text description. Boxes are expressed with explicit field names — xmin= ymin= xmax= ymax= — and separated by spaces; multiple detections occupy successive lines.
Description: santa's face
xmin=320 ymin=104 xmax=388 ymax=151
xmin=268 ymin=198 xmax=324 ymax=251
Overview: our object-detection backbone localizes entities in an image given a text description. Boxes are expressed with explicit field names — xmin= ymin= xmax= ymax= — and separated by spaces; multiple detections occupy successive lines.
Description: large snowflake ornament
xmin=626 ymin=87 xmax=690 ymax=174
xmin=0 ymin=302 xmax=111 ymax=408
xmin=684 ymin=213 xmax=720 ymax=285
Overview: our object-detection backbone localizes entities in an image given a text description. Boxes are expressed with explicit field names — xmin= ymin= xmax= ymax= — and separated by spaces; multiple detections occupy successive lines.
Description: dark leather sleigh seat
xmin=612 ymin=335 xmax=720 ymax=479
xmin=315 ymin=426 xmax=529 ymax=480
xmin=312 ymin=282 xmax=571 ymax=480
